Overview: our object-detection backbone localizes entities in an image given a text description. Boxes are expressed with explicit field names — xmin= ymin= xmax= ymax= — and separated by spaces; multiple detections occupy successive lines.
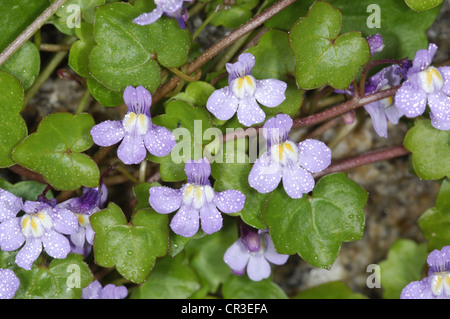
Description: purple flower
xmin=395 ymin=43 xmax=450 ymax=130
xmin=401 ymin=246 xmax=450 ymax=299
xmin=0 ymin=191 xmax=78 ymax=270
xmin=133 ymin=0 xmax=193 ymax=29
xmin=223 ymin=224 xmax=288 ymax=281
xmin=248 ymin=114 xmax=331 ymax=199
xmin=363 ymin=65 xmax=404 ymax=138
xmin=82 ymin=280 xmax=128 ymax=299
xmin=366 ymin=34 xmax=384 ymax=56
xmin=149 ymin=158 xmax=246 ymax=237
xmin=58 ymin=185 xmax=107 ymax=256
xmin=90 ymin=86 xmax=176 ymax=165
xmin=0 ymin=269 xmax=20 ymax=299
xmin=206 ymin=53 xmax=287 ymax=127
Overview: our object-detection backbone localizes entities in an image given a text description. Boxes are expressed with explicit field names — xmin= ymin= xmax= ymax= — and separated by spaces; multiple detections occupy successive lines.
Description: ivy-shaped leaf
xmin=88 ymin=0 xmax=192 ymax=98
xmin=11 ymin=112 xmax=99 ymax=191
xmin=90 ymin=202 xmax=169 ymax=284
xmin=418 ymin=179 xmax=450 ymax=250
xmin=289 ymin=1 xmax=371 ymax=90
xmin=404 ymin=0 xmax=443 ymax=12
xmin=221 ymin=275 xmax=288 ymax=299
xmin=378 ymin=239 xmax=428 ymax=299
xmin=404 ymin=119 xmax=450 ymax=180
xmin=0 ymin=71 xmax=27 ymax=168
xmin=263 ymin=172 xmax=367 ymax=269
xmin=0 ymin=178 xmax=53 ymax=201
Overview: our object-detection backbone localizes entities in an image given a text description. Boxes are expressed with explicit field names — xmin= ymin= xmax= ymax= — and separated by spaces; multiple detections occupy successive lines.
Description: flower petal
xmin=430 ymin=113 xmax=450 ymax=131
xmin=214 ymin=189 xmax=245 ymax=214
xmin=117 ymin=133 xmax=147 ymax=165
xmin=90 ymin=120 xmax=125 ymax=147
xmin=407 ymin=43 xmax=437 ymax=77
xmin=0 ymin=269 xmax=20 ymax=299
xmin=254 ymin=79 xmax=287 ymax=108
xmin=100 ymin=284 xmax=128 ymax=299
xmin=206 ymin=86 xmax=239 ymax=121
xmin=364 ymin=101 xmax=389 ymax=138
xmin=400 ymin=278 xmax=434 ymax=299
xmin=123 ymin=86 xmax=152 ymax=115
xmin=82 ymin=280 xmax=102 ymax=299
xmin=282 ymin=165 xmax=315 ymax=199
xmin=199 ymin=202 xmax=222 ymax=235
xmin=223 ymin=239 xmax=250 ymax=275
xmin=247 ymin=254 xmax=271 ymax=281
xmin=52 ymin=207 xmax=79 ymax=235
xmin=70 ymin=227 xmax=86 ymax=248
xmin=144 ymin=124 xmax=176 ymax=157
xmin=0 ymin=189 xmax=23 ymax=222
xmin=42 ymin=230 xmax=71 ymax=259
xmin=394 ymin=76 xmax=427 ymax=118
xmin=149 ymin=186 xmax=182 ymax=214
xmin=248 ymin=152 xmax=282 ymax=194
xmin=226 ymin=53 xmax=255 ymax=83
xmin=262 ymin=233 xmax=289 ymax=265
xmin=384 ymin=104 xmax=404 ymax=125
xmin=428 ymin=90 xmax=450 ymax=123
xmin=184 ymin=158 xmax=211 ymax=185
xmin=236 ymin=95 xmax=266 ymax=127
xmin=133 ymin=7 xmax=164 ymax=26
xmin=297 ymin=139 xmax=332 ymax=173
xmin=440 ymin=66 xmax=450 ymax=95
xmin=0 ymin=218 xmax=25 ymax=251
xmin=16 ymin=238 xmax=42 ymax=270
xmin=170 ymin=205 xmax=199 ymax=237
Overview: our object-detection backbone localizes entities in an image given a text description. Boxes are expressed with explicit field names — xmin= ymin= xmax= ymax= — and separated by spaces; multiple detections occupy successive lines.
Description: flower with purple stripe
xmin=58 ymin=185 xmax=107 ymax=256
xmin=206 ymin=53 xmax=287 ymax=127
xmin=395 ymin=43 xmax=450 ymax=130
xmin=248 ymin=114 xmax=331 ymax=199
xmin=149 ymin=158 xmax=246 ymax=237
xmin=363 ymin=64 xmax=404 ymax=138
xmin=133 ymin=0 xmax=193 ymax=29
xmin=0 ymin=191 xmax=78 ymax=270
xmin=0 ymin=269 xmax=20 ymax=299
xmin=82 ymin=280 xmax=128 ymax=299
xmin=401 ymin=246 xmax=450 ymax=299
xmin=90 ymin=86 xmax=176 ymax=165
xmin=223 ymin=224 xmax=288 ymax=282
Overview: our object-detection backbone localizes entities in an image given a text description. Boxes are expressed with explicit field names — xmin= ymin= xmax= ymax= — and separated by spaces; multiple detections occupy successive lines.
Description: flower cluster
xmin=401 ymin=246 xmax=450 ymax=299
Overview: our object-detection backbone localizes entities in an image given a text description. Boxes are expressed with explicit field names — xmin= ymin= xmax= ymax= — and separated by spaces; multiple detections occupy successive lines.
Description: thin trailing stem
xmin=0 ymin=0 xmax=68 ymax=66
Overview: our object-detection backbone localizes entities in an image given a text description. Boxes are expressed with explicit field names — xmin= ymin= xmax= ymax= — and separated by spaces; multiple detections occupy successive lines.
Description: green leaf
xmin=0 ymin=178 xmax=53 ymax=201
xmin=88 ymin=0 xmax=191 ymax=99
xmin=404 ymin=0 xmax=443 ymax=12
xmin=11 ymin=112 xmax=99 ymax=191
xmin=149 ymin=100 xmax=213 ymax=182
xmin=263 ymin=172 xmax=367 ymax=269
xmin=130 ymin=254 xmax=201 ymax=299
xmin=418 ymin=179 xmax=450 ymax=250
xmin=379 ymin=239 xmax=428 ymax=299
xmin=294 ymin=281 xmax=367 ymax=299
xmin=289 ymin=1 xmax=371 ymax=90
xmin=168 ymin=81 xmax=216 ymax=108
xmin=0 ymin=71 xmax=27 ymax=167
xmin=12 ymin=253 xmax=94 ymax=299
xmin=404 ymin=119 xmax=450 ymax=180
xmin=207 ymin=0 xmax=259 ymax=29
xmin=91 ymin=203 xmax=169 ymax=283
xmin=222 ymin=275 xmax=288 ymax=299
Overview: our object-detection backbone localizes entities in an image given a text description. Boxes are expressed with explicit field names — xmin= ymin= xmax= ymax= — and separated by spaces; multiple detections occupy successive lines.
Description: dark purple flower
xmin=149 ymin=158 xmax=245 ymax=237
xmin=82 ymin=280 xmax=128 ymax=299
xmin=0 ymin=193 xmax=78 ymax=270
xmin=401 ymin=246 xmax=450 ymax=299
xmin=0 ymin=269 xmax=20 ymax=299
xmin=395 ymin=43 xmax=450 ymax=130
xmin=223 ymin=225 xmax=288 ymax=281
xmin=90 ymin=86 xmax=176 ymax=165
xmin=58 ymin=185 xmax=107 ymax=256
xmin=363 ymin=64 xmax=404 ymax=138
xmin=133 ymin=0 xmax=193 ymax=29
xmin=206 ymin=53 xmax=287 ymax=127
xmin=248 ymin=114 xmax=331 ymax=199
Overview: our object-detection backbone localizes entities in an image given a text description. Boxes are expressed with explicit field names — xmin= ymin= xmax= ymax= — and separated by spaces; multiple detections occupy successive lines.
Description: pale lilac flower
xmin=223 ymin=224 xmax=288 ymax=281
xmin=363 ymin=64 xmax=404 ymax=138
xmin=248 ymin=114 xmax=331 ymax=199
xmin=206 ymin=53 xmax=287 ymax=127
xmin=0 ymin=192 xmax=78 ymax=270
xmin=401 ymin=246 xmax=450 ymax=299
xmin=0 ymin=269 xmax=20 ymax=299
xmin=366 ymin=34 xmax=384 ymax=56
xmin=82 ymin=280 xmax=128 ymax=299
xmin=91 ymin=86 xmax=176 ymax=165
xmin=149 ymin=158 xmax=245 ymax=237
xmin=133 ymin=0 xmax=193 ymax=29
xmin=58 ymin=185 xmax=107 ymax=256
xmin=395 ymin=43 xmax=450 ymax=130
